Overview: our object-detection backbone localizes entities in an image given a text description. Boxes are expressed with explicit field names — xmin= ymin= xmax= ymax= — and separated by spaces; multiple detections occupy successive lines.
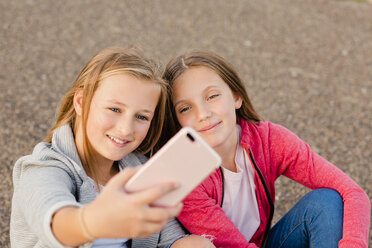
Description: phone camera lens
xmin=187 ymin=133 xmax=195 ymax=142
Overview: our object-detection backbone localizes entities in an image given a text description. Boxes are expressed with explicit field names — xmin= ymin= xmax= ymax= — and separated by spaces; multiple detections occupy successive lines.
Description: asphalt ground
xmin=1 ymin=0 xmax=371 ymax=247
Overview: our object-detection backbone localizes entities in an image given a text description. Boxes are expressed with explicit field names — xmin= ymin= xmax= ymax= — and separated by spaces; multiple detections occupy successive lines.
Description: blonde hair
xmin=46 ymin=47 xmax=167 ymax=184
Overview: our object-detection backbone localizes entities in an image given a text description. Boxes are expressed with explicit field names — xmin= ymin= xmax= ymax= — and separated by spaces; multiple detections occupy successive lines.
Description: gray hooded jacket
xmin=10 ymin=124 xmax=185 ymax=248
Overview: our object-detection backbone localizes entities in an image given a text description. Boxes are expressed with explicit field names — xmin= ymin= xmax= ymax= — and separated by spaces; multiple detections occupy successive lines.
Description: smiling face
xmin=172 ymin=66 xmax=242 ymax=154
xmin=75 ymin=73 xmax=161 ymax=167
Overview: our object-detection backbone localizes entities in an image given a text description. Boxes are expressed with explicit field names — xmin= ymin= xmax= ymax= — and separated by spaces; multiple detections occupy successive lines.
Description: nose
xmin=196 ymin=103 xmax=212 ymax=122
xmin=117 ymin=115 xmax=134 ymax=138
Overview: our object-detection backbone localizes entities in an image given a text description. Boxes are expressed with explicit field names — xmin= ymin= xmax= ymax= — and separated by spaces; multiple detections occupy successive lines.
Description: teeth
xmin=109 ymin=136 xmax=126 ymax=144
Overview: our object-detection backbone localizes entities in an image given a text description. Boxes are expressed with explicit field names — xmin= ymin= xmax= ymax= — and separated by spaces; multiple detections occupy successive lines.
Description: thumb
xmin=107 ymin=166 xmax=141 ymax=189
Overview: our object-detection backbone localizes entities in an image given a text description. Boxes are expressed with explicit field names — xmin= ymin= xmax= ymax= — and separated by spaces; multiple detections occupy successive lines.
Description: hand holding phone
xmin=125 ymin=127 xmax=221 ymax=207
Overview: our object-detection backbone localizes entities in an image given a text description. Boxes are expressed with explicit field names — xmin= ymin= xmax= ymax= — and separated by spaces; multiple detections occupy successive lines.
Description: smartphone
xmin=125 ymin=127 xmax=221 ymax=207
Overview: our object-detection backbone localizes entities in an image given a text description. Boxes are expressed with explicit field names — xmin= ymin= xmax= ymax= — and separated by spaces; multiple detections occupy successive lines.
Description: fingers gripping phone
xmin=125 ymin=127 xmax=222 ymax=207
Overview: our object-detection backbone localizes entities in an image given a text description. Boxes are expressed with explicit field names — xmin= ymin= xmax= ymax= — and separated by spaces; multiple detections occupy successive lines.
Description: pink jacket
xmin=177 ymin=121 xmax=370 ymax=248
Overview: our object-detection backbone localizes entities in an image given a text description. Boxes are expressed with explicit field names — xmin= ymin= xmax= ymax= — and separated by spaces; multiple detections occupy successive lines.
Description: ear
xmin=73 ymin=90 xmax=83 ymax=116
xmin=234 ymin=94 xmax=243 ymax=110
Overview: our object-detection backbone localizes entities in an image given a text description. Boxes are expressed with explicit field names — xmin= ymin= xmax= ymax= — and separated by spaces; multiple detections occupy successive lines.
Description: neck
xmin=95 ymin=161 xmax=119 ymax=186
xmin=215 ymin=126 xmax=239 ymax=172
xmin=219 ymin=147 xmax=238 ymax=172
xmin=74 ymin=122 xmax=117 ymax=186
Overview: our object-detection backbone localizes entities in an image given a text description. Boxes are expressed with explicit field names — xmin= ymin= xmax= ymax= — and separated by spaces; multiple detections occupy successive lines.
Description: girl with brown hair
xmin=162 ymin=50 xmax=370 ymax=248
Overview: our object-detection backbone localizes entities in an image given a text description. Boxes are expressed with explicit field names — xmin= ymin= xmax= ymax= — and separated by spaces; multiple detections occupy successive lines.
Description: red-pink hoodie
xmin=177 ymin=121 xmax=370 ymax=248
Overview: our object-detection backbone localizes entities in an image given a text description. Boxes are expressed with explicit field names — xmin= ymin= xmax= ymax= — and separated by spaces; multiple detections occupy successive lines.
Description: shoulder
xmin=241 ymin=120 xmax=289 ymax=134
xmin=239 ymin=120 xmax=284 ymax=144
xmin=204 ymin=168 xmax=223 ymax=187
xmin=14 ymin=141 xmax=70 ymax=171
xmin=240 ymin=120 xmax=298 ymax=143
xmin=13 ymin=141 xmax=82 ymax=189
xmin=188 ymin=168 xmax=223 ymax=200
xmin=239 ymin=120 xmax=306 ymax=164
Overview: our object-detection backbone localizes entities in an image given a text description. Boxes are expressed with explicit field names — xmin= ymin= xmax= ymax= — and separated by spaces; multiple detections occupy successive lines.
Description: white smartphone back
xmin=125 ymin=127 xmax=221 ymax=207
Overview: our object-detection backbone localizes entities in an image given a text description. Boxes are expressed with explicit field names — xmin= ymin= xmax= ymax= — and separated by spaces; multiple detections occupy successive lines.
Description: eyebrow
xmin=106 ymin=99 xmax=126 ymax=106
xmin=105 ymin=100 xmax=155 ymax=114
xmin=173 ymin=85 xmax=220 ymax=108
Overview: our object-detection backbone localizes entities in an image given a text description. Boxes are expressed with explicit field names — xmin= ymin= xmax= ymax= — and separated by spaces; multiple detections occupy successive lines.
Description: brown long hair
xmin=46 ymin=47 xmax=167 ymax=184
xmin=157 ymin=50 xmax=263 ymax=150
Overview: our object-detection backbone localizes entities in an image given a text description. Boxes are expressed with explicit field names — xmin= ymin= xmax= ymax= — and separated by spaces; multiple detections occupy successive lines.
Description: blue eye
xmin=136 ymin=115 xmax=149 ymax=121
xmin=179 ymin=106 xmax=190 ymax=113
xmin=208 ymin=94 xmax=219 ymax=100
xmin=110 ymin=108 xmax=120 ymax=113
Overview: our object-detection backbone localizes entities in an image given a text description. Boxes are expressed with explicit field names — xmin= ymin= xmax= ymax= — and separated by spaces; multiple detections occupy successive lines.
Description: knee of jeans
xmin=307 ymin=189 xmax=343 ymax=215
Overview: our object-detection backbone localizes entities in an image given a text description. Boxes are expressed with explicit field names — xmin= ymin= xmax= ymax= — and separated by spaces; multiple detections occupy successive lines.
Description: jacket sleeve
xmin=268 ymin=123 xmax=370 ymax=248
xmin=177 ymin=177 xmax=258 ymax=248
xmin=156 ymin=218 xmax=186 ymax=248
xmin=12 ymin=158 xmax=80 ymax=248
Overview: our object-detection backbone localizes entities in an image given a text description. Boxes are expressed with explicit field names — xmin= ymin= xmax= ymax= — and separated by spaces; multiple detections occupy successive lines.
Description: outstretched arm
xmin=52 ymin=167 xmax=182 ymax=246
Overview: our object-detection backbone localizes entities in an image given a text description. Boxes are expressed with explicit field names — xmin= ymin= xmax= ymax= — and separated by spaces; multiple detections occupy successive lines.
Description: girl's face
xmin=172 ymin=66 xmax=242 ymax=152
xmin=77 ymin=73 xmax=160 ymax=166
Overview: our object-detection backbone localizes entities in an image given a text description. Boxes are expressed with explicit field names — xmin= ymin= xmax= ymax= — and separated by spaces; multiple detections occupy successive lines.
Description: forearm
xmin=273 ymin=126 xmax=371 ymax=247
xmin=339 ymin=187 xmax=371 ymax=248
xmin=52 ymin=206 xmax=92 ymax=246
xmin=179 ymin=206 xmax=253 ymax=247
xmin=157 ymin=218 xmax=186 ymax=248
xmin=171 ymin=235 xmax=216 ymax=247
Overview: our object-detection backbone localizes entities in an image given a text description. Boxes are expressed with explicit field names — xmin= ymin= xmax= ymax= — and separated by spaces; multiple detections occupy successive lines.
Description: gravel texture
xmin=1 ymin=0 xmax=371 ymax=247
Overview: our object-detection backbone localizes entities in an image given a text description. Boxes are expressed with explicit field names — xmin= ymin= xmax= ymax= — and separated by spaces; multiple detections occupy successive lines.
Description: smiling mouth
xmin=199 ymin=121 xmax=221 ymax=132
xmin=107 ymin=135 xmax=130 ymax=145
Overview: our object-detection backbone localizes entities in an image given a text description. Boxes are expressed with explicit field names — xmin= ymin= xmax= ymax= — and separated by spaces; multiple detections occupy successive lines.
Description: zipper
xmin=219 ymin=149 xmax=274 ymax=247
xmin=248 ymin=147 xmax=274 ymax=248
xmin=219 ymin=166 xmax=225 ymax=208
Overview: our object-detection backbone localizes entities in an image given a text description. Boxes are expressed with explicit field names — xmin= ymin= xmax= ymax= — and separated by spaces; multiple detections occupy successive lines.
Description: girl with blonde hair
xmin=10 ymin=47 xmax=214 ymax=248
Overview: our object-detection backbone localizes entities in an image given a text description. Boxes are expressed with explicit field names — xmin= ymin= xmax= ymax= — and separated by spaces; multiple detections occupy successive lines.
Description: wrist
xmin=79 ymin=205 xmax=97 ymax=242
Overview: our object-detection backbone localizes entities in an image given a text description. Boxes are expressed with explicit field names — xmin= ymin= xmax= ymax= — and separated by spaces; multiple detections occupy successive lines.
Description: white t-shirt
xmin=88 ymin=164 xmax=129 ymax=248
xmin=221 ymin=125 xmax=260 ymax=242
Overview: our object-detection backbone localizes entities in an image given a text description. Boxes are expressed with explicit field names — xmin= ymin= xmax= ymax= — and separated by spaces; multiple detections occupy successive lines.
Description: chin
xmin=112 ymin=154 xmax=129 ymax=161
xmin=101 ymin=152 xmax=125 ymax=162
xmin=204 ymin=140 xmax=220 ymax=149
xmin=210 ymin=138 xmax=226 ymax=149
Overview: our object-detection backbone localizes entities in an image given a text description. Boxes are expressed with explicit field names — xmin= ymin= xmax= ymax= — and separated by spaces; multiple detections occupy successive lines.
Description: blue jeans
xmin=266 ymin=189 xmax=343 ymax=248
